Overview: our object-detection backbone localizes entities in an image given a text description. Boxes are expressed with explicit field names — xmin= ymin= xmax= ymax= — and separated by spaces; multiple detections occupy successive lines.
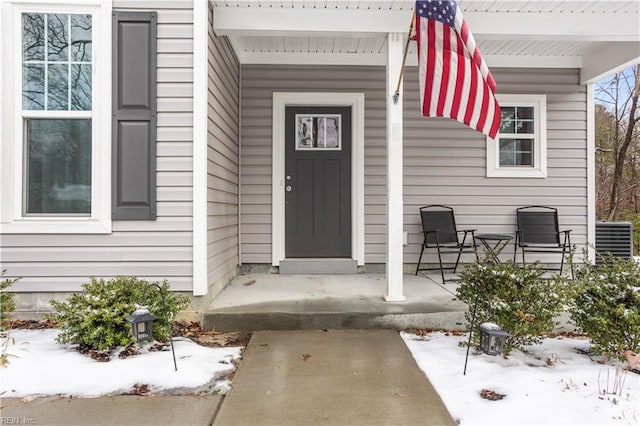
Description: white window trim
xmin=486 ymin=94 xmax=547 ymax=178
xmin=0 ymin=0 xmax=111 ymax=234
xmin=271 ymin=92 xmax=365 ymax=266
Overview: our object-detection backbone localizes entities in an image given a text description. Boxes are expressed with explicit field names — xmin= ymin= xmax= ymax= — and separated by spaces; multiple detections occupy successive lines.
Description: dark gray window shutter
xmin=112 ymin=11 xmax=157 ymax=220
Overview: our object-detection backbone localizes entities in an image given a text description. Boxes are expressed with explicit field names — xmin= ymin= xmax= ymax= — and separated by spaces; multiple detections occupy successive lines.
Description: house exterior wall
xmin=206 ymin=2 xmax=240 ymax=296
xmin=0 ymin=1 xmax=196 ymax=293
xmin=239 ymin=65 xmax=587 ymax=264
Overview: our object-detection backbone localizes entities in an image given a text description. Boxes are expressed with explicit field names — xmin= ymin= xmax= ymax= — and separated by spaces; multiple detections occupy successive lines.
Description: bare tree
xmin=595 ymin=65 xmax=640 ymax=220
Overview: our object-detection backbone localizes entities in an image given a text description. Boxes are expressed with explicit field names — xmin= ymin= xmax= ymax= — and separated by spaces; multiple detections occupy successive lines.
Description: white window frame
xmin=486 ymin=94 xmax=547 ymax=178
xmin=0 ymin=0 xmax=111 ymax=234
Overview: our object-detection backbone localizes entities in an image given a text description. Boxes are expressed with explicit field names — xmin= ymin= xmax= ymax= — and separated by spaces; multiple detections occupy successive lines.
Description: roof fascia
xmin=213 ymin=7 xmax=639 ymax=42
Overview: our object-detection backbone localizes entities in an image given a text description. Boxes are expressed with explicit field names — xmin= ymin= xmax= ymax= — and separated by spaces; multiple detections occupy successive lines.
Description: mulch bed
xmin=172 ymin=320 xmax=251 ymax=348
xmin=10 ymin=318 xmax=57 ymax=329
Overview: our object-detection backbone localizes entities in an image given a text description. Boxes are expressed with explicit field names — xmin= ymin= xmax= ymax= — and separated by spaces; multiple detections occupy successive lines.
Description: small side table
xmin=476 ymin=234 xmax=513 ymax=264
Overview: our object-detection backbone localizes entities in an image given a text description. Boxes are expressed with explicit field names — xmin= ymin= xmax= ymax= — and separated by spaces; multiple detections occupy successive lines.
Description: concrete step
xmin=278 ymin=258 xmax=358 ymax=274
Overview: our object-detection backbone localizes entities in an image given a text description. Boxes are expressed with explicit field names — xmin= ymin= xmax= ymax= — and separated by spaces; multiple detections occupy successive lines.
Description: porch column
xmin=384 ymin=32 xmax=406 ymax=302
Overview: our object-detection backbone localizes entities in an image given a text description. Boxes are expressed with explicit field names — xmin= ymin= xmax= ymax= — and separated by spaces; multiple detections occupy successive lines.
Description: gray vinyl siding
xmin=0 ymin=2 xmax=195 ymax=292
xmin=402 ymin=67 xmax=587 ymax=263
xmin=240 ymin=65 xmax=588 ymax=264
xmin=206 ymin=3 xmax=240 ymax=287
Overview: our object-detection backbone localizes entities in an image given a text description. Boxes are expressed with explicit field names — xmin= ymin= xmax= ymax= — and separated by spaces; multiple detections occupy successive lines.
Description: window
xmin=486 ymin=94 xmax=547 ymax=178
xmin=22 ymin=13 xmax=92 ymax=215
xmin=0 ymin=2 xmax=111 ymax=233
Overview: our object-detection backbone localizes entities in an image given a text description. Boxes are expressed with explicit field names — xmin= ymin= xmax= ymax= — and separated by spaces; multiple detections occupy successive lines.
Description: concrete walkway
xmin=213 ymin=330 xmax=455 ymax=425
xmin=1 ymin=330 xmax=455 ymax=426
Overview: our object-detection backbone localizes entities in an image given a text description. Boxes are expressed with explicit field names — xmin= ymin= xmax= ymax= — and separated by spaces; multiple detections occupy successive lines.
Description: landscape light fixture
xmin=478 ymin=322 xmax=509 ymax=356
xmin=125 ymin=283 xmax=178 ymax=371
xmin=126 ymin=305 xmax=157 ymax=342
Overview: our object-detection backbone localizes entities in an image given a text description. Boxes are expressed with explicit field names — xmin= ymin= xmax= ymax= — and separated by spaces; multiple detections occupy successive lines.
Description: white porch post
xmin=384 ymin=32 xmax=406 ymax=302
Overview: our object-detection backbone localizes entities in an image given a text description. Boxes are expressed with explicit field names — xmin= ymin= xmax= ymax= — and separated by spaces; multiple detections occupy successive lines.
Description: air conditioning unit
xmin=595 ymin=222 xmax=633 ymax=265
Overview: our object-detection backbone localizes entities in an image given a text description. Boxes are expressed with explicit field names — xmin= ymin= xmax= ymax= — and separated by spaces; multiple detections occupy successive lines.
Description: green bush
xmin=49 ymin=277 xmax=189 ymax=351
xmin=568 ymin=257 xmax=640 ymax=361
xmin=457 ymin=261 xmax=568 ymax=355
xmin=0 ymin=269 xmax=18 ymax=331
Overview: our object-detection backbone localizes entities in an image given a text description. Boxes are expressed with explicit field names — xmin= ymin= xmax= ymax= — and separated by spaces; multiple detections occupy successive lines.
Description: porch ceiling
xmin=212 ymin=0 xmax=640 ymax=83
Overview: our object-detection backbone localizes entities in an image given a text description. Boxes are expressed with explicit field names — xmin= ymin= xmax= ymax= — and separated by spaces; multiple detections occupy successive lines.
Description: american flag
xmin=415 ymin=0 xmax=500 ymax=139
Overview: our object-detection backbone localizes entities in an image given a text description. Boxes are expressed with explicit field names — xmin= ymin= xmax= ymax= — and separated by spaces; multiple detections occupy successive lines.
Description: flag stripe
xmin=436 ymin=22 xmax=451 ymax=117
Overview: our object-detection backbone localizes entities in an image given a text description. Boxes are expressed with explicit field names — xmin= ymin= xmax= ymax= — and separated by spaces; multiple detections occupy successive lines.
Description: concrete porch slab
xmin=202 ymin=273 xmax=468 ymax=332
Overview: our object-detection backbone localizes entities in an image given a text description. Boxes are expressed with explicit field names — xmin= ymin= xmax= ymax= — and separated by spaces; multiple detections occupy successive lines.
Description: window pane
xmin=499 ymin=139 xmax=515 ymax=152
xmin=516 ymin=120 xmax=534 ymax=133
xmin=500 ymin=107 xmax=515 ymax=133
xmin=22 ymin=64 xmax=45 ymax=110
xmin=71 ymin=15 xmax=92 ymax=62
xmin=499 ymin=139 xmax=515 ymax=166
xmin=22 ymin=13 xmax=45 ymax=61
xmin=499 ymin=151 xmax=513 ymax=166
xmin=47 ymin=64 xmax=69 ymax=110
xmin=516 ymin=139 xmax=532 ymax=152
xmin=501 ymin=107 xmax=515 ymax=121
xmin=516 ymin=107 xmax=533 ymax=120
xmin=71 ymin=64 xmax=92 ymax=110
xmin=499 ymin=138 xmax=535 ymax=167
xmin=516 ymin=152 xmax=532 ymax=166
xmin=500 ymin=120 xmax=515 ymax=134
xmin=47 ymin=14 xmax=69 ymax=61
xmin=25 ymin=119 xmax=92 ymax=214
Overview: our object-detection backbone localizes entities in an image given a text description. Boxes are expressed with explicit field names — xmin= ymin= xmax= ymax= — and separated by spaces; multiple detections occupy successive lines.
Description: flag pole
xmin=392 ymin=9 xmax=416 ymax=105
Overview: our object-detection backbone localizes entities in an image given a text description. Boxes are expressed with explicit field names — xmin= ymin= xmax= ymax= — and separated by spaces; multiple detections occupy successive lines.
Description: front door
xmin=285 ymin=106 xmax=351 ymax=258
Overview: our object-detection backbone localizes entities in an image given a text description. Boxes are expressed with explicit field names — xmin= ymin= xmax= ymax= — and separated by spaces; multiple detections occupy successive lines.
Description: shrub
xmin=49 ymin=277 xmax=190 ymax=351
xmin=0 ymin=269 xmax=18 ymax=331
xmin=1 ymin=269 xmax=19 ymax=367
xmin=568 ymin=257 xmax=640 ymax=362
xmin=457 ymin=261 xmax=568 ymax=355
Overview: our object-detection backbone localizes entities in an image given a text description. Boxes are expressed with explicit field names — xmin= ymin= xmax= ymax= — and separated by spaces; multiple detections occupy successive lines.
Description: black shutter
xmin=112 ymin=11 xmax=157 ymax=220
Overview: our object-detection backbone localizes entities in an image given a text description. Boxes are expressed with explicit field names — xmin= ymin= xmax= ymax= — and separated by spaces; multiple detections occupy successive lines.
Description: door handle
xmin=285 ymin=185 xmax=292 ymax=192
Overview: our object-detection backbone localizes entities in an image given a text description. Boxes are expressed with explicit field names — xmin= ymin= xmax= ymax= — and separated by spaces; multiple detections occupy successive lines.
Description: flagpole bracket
xmin=392 ymin=90 xmax=400 ymax=105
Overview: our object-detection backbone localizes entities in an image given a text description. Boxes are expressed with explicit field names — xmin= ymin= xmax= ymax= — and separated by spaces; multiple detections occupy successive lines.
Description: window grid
xmin=22 ymin=13 xmax=92 ymax=112
xmin=498 ymin=105 xmax=535 ymax=168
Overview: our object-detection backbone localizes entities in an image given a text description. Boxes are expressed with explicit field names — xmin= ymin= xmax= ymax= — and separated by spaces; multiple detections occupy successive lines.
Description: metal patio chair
xmin=415 ymin=205 xmax=478 ymax=283
xmin=514 ymin=205 xmax=574 ymax=278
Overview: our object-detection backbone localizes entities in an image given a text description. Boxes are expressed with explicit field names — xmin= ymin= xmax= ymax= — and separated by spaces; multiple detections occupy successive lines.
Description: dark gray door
xmin=285 ymin=106 xmax=351 ymax=258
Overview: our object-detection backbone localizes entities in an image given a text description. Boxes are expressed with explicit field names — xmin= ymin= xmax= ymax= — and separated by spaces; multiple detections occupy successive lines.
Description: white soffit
xmin=213 ymin=0 xmax=640 ymax=72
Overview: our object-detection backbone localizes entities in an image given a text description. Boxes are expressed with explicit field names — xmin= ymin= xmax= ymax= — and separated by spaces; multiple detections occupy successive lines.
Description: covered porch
xmin=199 ymin=0 xmax=640 ymax=303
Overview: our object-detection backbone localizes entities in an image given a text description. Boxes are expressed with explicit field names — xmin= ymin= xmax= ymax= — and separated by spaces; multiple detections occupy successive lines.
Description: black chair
xmin=514 ymin=205 xmax=574 ymax=277
xmin=415 ymin=205 xmax=478 ymax=283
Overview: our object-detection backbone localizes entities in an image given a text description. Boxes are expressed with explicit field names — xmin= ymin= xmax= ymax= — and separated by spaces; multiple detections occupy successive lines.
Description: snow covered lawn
xmin=0 ymin=329 xmax=241 ymax=398
xmin=402 ymin=331 xmax=640 ymax=425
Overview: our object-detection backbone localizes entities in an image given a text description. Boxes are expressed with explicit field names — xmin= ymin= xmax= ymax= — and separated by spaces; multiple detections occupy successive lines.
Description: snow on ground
xmin=3 ymin=328 xmax=639 ymax=426
xmin=0 ymin=329 xmax=241 ymax=398
xmin=402 ymin=331 xmax=640 ymax=426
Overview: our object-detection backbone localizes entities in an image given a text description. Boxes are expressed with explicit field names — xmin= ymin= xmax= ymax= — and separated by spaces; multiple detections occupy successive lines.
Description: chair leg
xmin=416 ymin=244 xmax=425 ymax=275
xmin=435 ymin=235 xmax=446 ymax=284
xmin=437 ymin=246 xmax=446 ymax=284
xmin=453 ymin=247 xmax=463 ymax=274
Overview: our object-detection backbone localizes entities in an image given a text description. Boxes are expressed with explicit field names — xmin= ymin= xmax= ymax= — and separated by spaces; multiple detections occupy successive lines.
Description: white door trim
xmin=272 ymin=92 xmax=365 ymax=266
